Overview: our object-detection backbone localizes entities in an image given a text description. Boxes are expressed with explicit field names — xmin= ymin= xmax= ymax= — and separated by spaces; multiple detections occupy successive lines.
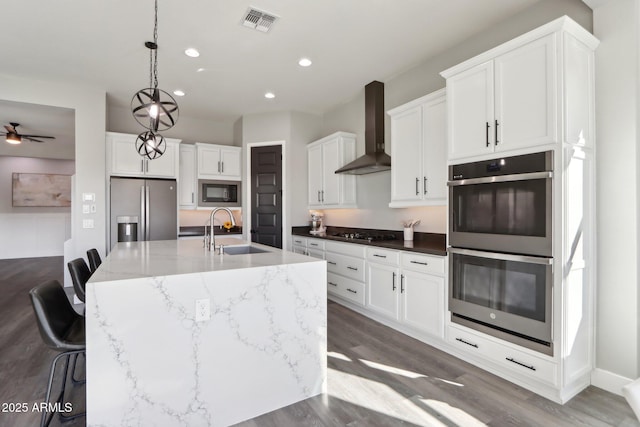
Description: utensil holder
xmin=403 ymin=227 xmax=414 ymax=241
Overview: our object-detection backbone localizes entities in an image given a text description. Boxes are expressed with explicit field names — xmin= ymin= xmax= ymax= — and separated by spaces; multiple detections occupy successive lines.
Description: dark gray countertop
xmin=179 ymin=226 xmax=243 ymax=237
xmin=292 ymin=226 xmax=447 ymax=256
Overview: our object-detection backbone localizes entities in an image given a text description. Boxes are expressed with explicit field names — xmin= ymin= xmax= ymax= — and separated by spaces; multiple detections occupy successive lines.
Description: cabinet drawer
xmin=401 ymin=252 xmax=445 ymax=276
xmin=292 ymin=236 xmax=307 ymax=247
xmin=448 ymin=325 xmax=557 ymax=386
xmin=307 ymin=238 xmax=325 ymax=251
xmin=367 ymin=247 xmax=400 ymax=265
xmin=325 ymin=241 xmax=366 ymax=258
xmin=327 ymin=272 xmax=365 ymax=305
xmin=307 ymin=248 xmax=325 ymax=260
xmin=326 ymin=252 xmax=365 ymax=282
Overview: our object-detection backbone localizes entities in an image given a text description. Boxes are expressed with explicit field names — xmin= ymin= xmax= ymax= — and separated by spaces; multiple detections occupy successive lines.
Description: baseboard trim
xmin=591 ymin=368 xmax=633 ymax=396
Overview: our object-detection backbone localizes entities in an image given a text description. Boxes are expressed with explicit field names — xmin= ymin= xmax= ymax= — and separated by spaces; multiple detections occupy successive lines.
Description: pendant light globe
xmin=131 ymin=87 xmax=179 ymax=132
xmin=135 ymin=130 xmax=166 ymax=160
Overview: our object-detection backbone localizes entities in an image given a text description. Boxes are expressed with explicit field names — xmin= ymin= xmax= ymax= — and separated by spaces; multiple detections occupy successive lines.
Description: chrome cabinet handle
xmin=423 ymin=177 xmax=427 ymax=195
xmin=321 ymin=190 xmax=324 ymax=202
xmin=456 ymin=337 xmax=478 ymax=348
xmin=373 ymin=254 xmax=387 ymax=258
xmin=310 ymin=242 xmax=319 ymax=247
xmin=506 ymin=357 xmax=536 ymax=371
xmin=221 ymin=161 xmax=224 ymax=173
xmin=346 ymin=288 xmax=357 ymax=294
xmin=347 ymin=266 xmax=358 ymax=271
xmin=410 ymin=260 xmax=429 ymax=266
xmin=317 ymin=191 xmax=321 ymax=202
xmin=415 ymin=177 xmax=419 ymax=195
xmin=392 ymin=272 xmax=396 ymax=291
xmin=327 ymin=261 xmax=337 ymax=265
xmin=192 ymin=192 xmax=194 ymax=203
xmin=400 ymin=274 xmax=405 ymax=293
xmin=217 ymin=161 xmax=221 ymax=173
xmin=495 ymin=119 xmax=499 ymax=145
xmin=328 ymin=281 xmax=338 ymax=287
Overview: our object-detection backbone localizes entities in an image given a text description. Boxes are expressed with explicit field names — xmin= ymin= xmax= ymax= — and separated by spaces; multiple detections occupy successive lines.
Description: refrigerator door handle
xmin=145 ymin=186 xmax=151 ymax=240
xmin=140 ymin=186 xmax=146 ymax=241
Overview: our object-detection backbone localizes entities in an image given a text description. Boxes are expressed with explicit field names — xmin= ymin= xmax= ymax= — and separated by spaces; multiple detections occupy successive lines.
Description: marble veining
xmin=86 ymin=240 xmax=326 ymax=427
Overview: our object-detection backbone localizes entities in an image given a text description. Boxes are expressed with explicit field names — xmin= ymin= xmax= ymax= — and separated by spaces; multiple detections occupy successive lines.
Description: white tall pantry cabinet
xmin=441 ymin=16 xmax=598 ymax=403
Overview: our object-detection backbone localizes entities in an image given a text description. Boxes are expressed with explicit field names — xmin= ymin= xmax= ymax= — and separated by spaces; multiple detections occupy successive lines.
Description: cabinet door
xmin=321 ymin=138 xmax=341 ymax=205
xmin=179 ymin=145 xmax=196 ymax=208
xmin=111 ymin=136 xmax=146 ymax=177
xmin=367 ymin=262 xmax=400 ymax=320
xmin=198 ymin=146 xmax=221 ymax=178
xmin=308 ymin=144 xmax=324 ymax=206
xmin=422 ymin=96 xmax=447 ymax=201
xmin=494 ymin=34 xmax=557 ymax=152
xmin=390 ymin=105 xmax=423 ymax=204
xmin=146 ymin=142 xmax=177 ymax=178
xmin=447 ymin=61 xmax=495 ymax=160
xmin=401 ymin=270 xmax=444 ymax=338
xmin=220 ymin=148 xmax=241 ymax=179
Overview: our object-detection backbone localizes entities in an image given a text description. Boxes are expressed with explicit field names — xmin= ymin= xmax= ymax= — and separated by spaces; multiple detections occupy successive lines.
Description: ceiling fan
xmin=2 ymin=122 xmax=55 ymax=144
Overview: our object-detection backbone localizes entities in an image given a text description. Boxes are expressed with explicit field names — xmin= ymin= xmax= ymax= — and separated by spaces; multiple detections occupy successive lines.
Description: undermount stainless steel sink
xmin=222 ymin=245 xmax=269 ymax=255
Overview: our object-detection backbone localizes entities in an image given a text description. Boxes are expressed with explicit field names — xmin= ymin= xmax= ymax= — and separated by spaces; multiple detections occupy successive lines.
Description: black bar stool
xmin=86 ymin=248 xmax=102 ymax=274
xmin=67 ymin=258 xmax=91 ymax=303
xmin=29 ymin=279 xmax=86 ymax=427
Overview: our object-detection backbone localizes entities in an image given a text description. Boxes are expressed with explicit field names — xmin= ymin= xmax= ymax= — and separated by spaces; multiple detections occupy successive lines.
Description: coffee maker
xmin=309 ymin=212 xmax=325 ymax=235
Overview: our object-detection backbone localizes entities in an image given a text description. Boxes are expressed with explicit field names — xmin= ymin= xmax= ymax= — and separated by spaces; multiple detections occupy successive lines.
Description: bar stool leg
xmin=40 ymin=349 xmax=86 ymax=427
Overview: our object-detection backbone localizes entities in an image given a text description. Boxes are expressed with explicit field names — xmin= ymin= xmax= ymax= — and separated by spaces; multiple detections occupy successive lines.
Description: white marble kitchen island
xmin=85 ymin=239 xmax=327 ymax=427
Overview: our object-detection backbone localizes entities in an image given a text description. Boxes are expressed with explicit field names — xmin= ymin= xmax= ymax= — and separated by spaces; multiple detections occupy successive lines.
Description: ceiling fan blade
xmin=21 ymin=134 xmax=55 ymax=139
xmin=4 ymin=125 xmax=16 ymax=133
xmin=24 ymin=137 xmax=45 ymax=143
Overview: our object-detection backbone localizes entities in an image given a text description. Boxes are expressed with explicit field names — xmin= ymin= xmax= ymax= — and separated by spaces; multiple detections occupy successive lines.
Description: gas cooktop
xmin=331 ymin=231 xmax=398 ymax=242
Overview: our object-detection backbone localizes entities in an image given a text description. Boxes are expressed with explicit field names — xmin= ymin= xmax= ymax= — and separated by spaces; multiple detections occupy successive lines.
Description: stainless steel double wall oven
xmin=448 ymin=151 xmax=554 ymax=355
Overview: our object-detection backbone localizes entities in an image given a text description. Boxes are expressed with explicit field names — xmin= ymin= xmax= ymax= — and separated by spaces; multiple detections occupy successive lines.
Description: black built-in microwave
xmin=198 ymin=180 xmax=241 ymax=207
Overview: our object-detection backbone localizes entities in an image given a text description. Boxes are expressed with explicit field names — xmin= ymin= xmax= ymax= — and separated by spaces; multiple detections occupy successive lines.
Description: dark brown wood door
xmin=251 ymin=145 xmax=282 ymax=248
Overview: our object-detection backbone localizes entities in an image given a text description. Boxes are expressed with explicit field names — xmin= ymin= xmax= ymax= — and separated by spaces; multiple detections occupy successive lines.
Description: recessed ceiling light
xmin=264 ymin=92 xmax=275 ymax=99
xmin=196 ymin=68 xmax=206 ymax=73
xmin=173 ymin=90 xmax=185 ymax=97
xmin=185 ymin=48 xmax=200 ymax=58
xmin=298 ymin=58 xmax=312 ymax=67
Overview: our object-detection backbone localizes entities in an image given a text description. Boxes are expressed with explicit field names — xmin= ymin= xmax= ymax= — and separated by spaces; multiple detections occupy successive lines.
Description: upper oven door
xmin=448 ymin=170 xmax=553 ymax=257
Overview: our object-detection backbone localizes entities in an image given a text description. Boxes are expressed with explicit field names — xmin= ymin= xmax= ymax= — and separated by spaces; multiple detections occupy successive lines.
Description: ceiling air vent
xmin=242 ymin=7 xmax=279 ymax=33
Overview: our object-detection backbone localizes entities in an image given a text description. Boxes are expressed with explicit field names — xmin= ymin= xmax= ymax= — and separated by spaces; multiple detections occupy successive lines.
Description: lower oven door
xmin=448 ymin=247 xmax=553 ymax=352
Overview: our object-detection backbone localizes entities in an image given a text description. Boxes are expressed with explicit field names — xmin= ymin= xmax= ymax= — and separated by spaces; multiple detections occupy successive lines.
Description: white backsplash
xmin=179 ymin=209 xmax=242 ymax=227
xmin=321 ymin=205 xmax=446 ymax=234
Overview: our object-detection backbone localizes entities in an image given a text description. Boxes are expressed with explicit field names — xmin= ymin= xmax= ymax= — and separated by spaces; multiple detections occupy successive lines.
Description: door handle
xmin=495 ymin=119 xmax=499 ymax=145
xmin=317 ymin=191 xmax=321 ymax=202
xmin=392 ymin=272 xmax=396 ymax=291
xmin=321 ymin=190 xmax=324 ymax=202
xmin=221 ymin=161 xmax=224 ymax=173
xmin=400 ymin=274 xmax=405 ymax=293
xmin=486 ymin=122 xmax=490 ymax=147
xmin=423 ymin=177 xmax=427 ymax=195
xmin=217 ymin=161 xmax=221 ymax=173
xmin=415 ymin=178 xmax=419 ymax=195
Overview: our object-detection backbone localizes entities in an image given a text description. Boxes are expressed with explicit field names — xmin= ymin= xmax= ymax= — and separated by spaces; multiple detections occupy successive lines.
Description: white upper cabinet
xmin=107 ymin=132 xmax=180 ymax=179
xmin=179 ymin=144 xmax=196 ymax=209
xmin=196 ymin=143 xmax=242 ymax=181
xmin=388 ymin=89 xmax=447 ymax=207
xmin=307 ymin=132 xmax=357 ymax=209
xmin=443 ymin=32 xmax=558 ymax=161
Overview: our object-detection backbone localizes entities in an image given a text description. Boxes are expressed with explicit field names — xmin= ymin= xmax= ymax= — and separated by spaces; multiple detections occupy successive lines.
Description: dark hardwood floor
xmin=1 ymin=257 xmax=637 ymax=426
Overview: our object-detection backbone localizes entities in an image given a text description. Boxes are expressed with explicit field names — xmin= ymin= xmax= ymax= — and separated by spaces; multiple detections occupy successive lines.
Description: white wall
xmin=590 ymin=0 xmax=640 ymax=388
xmin=319 ymin=0 xmax=592 ymax=236
xmin=108 ymin=105 xmax=236 ymax=145
xmin=0 ymin=73 xmax=106 ymax=268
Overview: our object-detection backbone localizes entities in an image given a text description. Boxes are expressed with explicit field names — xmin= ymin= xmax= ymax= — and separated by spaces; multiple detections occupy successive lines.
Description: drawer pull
xmin=410 ymin=260 xmax=429 ymax=266
xmin=455 ymin=337 xmax=478 ymax=348
xmin=347 ymin=266 xmax=358 ymax=271
xmin=310 ymin=243 xmax=319 ymax=247
xmin=328 ymin=281 xmax=338 ymax=287
xmin=327 ymin=261 xmax=337 ymax=265
xmin=506 ymin=357 xmax=536 ymax=371
xmin=373 ymin=254 xmax=387 ymax=258
xmin=346 ymin=288 xmax=357 ymax=294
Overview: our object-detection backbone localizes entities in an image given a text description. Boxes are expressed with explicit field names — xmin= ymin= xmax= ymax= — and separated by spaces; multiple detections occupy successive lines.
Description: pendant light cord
xmin=153 ymin=0 xmax=159 ymax=90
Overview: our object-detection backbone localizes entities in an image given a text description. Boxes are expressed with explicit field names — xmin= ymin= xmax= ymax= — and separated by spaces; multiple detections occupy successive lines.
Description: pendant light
xmin=131 ymin=0 xmax=178 ymax=159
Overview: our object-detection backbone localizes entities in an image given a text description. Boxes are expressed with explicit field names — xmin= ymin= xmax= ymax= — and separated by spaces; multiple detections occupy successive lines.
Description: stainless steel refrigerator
xmin=109 ymin=177 xmax=177 ymax=249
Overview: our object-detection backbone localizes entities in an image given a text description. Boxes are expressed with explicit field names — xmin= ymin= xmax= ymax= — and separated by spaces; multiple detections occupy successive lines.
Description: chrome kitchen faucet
xmin=205 ymin=207 xmax=236 ymax=252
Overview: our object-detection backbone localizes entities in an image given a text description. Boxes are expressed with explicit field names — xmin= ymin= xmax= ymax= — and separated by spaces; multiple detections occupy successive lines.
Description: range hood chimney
xmin=335 ymin=81 xmax=391 ymax=175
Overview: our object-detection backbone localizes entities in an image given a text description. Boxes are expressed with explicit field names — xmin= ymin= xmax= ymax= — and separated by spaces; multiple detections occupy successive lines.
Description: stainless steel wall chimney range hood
xmin=335 ymin=81 xmax=391 ymax=175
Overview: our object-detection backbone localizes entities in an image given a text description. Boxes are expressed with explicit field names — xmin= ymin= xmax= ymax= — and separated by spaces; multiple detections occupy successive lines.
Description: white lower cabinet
xmin=447 ymin=324 xmax=557 ymax=387
xmin=366 ymin=247 xmax=446 ymax=339
xmin=291 ymin=236 xmax=325 ymax=259
xmin=325 ymin=241 xmax=366 ymax=306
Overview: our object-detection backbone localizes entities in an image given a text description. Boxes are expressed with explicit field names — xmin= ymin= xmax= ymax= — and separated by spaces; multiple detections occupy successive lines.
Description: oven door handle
xmin=447 ymin=171 xmax=552 ymax=187
xmin=447 ymin=247 xmax=552 ymax=265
